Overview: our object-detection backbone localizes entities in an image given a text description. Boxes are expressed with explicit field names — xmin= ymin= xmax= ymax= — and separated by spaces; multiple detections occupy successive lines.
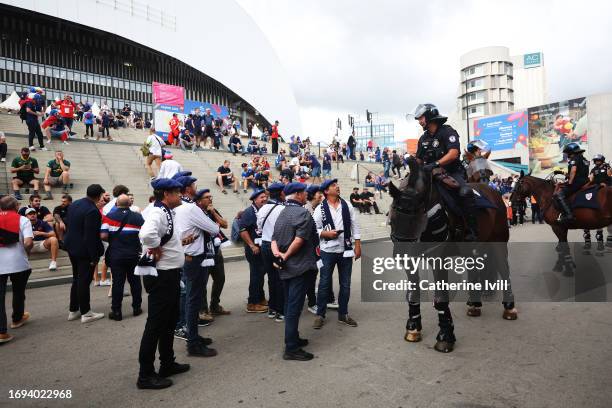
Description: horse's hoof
xmin=434 ymin=340 xmax=454 ymax=353
xmin=503 ymin=308 xmax=518 ymax=320
xmin=467 ymin=306 xmax=481 ymax=317
xmin=404 ymin=330 xmax=422 ymax=342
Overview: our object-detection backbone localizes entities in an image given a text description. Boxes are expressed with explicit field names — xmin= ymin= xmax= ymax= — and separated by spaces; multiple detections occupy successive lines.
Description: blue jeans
xmin=383 ymin=161 xmax=391 ymax=178
xmin=316 ymin=251 xmax=353 ymax=317
xmin=246 ymin=248 xmax=265 ymax=304
xmin=282 ymin=273 xmax=307 ymax=352
xmin=183 ymin=255 xmax=209 ymax=346
xmin=175 ymin=269 xmax=187 ymax=330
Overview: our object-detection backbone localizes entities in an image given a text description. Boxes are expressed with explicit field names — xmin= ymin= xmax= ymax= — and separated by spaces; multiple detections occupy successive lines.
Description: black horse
xmin=388 ymin=157 xmax=517 ymax=353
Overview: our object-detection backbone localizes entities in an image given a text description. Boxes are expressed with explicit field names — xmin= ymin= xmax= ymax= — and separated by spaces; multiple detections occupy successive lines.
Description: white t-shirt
xmin=0 ymin=215 xmax=33 ymax=275
xmin=290 ymin=157 xmax=300 ymax=167
xmin=157 ymin=159 xmax=184 ymax=180
xmin=146 ymin=134 xmax=166 ymax=157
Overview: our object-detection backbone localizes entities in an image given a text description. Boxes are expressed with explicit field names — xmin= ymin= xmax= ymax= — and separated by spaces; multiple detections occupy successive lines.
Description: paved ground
xmin=2 ymin=224 xmax=612 ymax=408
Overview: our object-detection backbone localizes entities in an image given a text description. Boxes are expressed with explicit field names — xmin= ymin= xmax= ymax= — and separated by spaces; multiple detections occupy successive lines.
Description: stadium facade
xmin=0 ymin=0 xmax=302 ymax=135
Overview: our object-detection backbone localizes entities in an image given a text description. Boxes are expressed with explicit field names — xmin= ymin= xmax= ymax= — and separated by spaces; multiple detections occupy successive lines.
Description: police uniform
xmin=591 ymin=162 xmax=611 ymax=186
xmin=561 ymin=155 xmax=590 ymax=196
xmin=584 ymin=159 xmax=611 ymax=248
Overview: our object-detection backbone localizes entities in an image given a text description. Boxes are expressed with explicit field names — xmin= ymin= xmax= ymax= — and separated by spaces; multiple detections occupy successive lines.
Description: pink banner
xmin=152 ymin=82 xmax=184 ymax=107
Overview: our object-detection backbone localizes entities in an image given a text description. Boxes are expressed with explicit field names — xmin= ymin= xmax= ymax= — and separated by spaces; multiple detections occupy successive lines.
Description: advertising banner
xmin=152 ymin=82 xmax=184 ymax=108
xmin=528 ymin=97 xmax=587 ymax=177
xmin=154 ymin=98 xmax=229 ymax=140
xmin=184 ymin=99 xmax=229 ymax=119
xmin=473 ymin=111 xmax=528 ymax=152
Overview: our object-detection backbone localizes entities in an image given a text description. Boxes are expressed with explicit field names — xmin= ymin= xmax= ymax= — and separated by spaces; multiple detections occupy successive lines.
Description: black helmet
xmin=413 ymin=104 xmax=447 ymax=125
xmin=592 ymin=154 xmax=605 ymax=162
xmin=562 ymin=142 xmax=585 ymax=155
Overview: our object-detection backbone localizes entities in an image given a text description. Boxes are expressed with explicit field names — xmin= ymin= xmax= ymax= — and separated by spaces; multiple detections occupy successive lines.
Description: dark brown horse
xmin=511 ymin=172 xmax=612 ymax=273
xmin=388 ymin=157 xmax=516 ymax=353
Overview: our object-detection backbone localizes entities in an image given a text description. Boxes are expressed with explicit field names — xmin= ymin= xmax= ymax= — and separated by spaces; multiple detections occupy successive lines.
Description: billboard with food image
xmin=527 ymin=97 xmax=587 ymax=177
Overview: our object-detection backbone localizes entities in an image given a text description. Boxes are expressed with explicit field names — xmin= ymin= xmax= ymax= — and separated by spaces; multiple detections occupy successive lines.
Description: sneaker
xmin=307 ymin=305 xmax=317 ymax=315
xmin=67 ymin=311 xmax=81 ymax=321
xmin=81 ymin=310 xmax=105 ymax=323
xmin=267 ymin=310 xmax=276 ymax=319
xmin=0 ymin=158 xmax=5 ymax=162
xmin=108 ymin=311 xmax=123 ymax=321
xmin=338 ymin=315 xmax=358 ymax=327
xmin=198 ymin=318 xmax=213 ymax=327
xmin=136 ymin=373 xmax=172 ymax=390
xmin=10 ymin=312 xmax=31 ymax=329
xmin=327 ymin=301 xmax=339 ymax=309
xmin=63 ymin=141 xmax=70 ymax=145
xmin=100 ymin=279 xmax=111 ymax=287
xmin=0 ymin=333 xmax=14 ymax=344
xmin=174 ymin=328 xmax=188 ymax=341
xmin=199 ymin=312 xmax=214 ymax=322
xmin=133 ymin=307 xmax=143 ymax=317
xmin=313 ymin=316 xmax=325 ymax=329
xmin=283 ymin=348 xmax=314 ymax=361
xmin=187 ymin=343 xmax=218 ymax=357
xmin=210 ymin=305 xmax=231 ymax=316
xmin=246 ymin=303 xmax=268 ymax=313
xmin=49 ymin=260 xmax=57 ymax=270
xmin=45 ymin=139 xmax=51 ymax=144
xmin=40 ymin=147 xmax=48 ymax=151
xmin=274 ymin=313 xmax=285 ymax=322
xmin=29 ymin=146 xmax=36 ymax=151
xmin=159 ymin=362 xmax=190 ymax=378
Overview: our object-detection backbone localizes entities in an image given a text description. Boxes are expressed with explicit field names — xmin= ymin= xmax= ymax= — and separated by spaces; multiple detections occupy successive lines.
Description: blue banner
xmin=184 ymin=99 xmax=229 ymax=119
xmin=473 ymin=111 xmax=528 ymax=151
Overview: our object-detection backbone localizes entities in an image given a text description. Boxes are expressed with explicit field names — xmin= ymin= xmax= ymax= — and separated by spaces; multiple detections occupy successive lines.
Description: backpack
xmin=231 ymin=217 xmax=242 ymax=243
xmin=0 ymin=211 xmax=21 ymax=247
xmin=18 ymin=99 xmax=28 ymax=121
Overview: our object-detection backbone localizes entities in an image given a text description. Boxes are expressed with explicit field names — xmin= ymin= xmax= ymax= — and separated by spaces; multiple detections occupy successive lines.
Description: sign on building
xmin=523 ymin=52 xmax=542 ymax=68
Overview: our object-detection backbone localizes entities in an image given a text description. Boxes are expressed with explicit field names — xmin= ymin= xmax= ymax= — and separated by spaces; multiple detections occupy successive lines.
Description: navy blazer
xmin=64 ymin=197 xmax=104 ymax=260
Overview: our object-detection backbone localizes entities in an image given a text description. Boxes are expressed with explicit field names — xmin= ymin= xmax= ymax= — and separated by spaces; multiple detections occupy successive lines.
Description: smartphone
xmin=335 ymin=230 xmax=344 ymax=235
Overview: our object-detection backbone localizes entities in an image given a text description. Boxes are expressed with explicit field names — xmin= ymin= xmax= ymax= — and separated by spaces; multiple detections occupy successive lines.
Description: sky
xmin=236 ymin=0 xmax=612 ymax=143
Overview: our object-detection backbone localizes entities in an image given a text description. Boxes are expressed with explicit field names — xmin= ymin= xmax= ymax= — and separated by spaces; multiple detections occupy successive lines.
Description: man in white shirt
xmin=0 ymin=196 xmax=34 ymax=344
xmin=137 ymin=178 xmax=190 ymax=390
xmin=256 ymin=182 xmax=286 ymax=320
xmin=312 ymin=179 xmax=361 ymax=330
xmin=157 ymin=152 xmax=184 ymax=180
xmin=173 ymin=177 xmax=220 ymax=357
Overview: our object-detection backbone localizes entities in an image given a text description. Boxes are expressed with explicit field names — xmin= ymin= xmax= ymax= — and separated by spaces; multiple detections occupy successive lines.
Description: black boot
xmin=555 ymin=193 xmax=574 ymax=223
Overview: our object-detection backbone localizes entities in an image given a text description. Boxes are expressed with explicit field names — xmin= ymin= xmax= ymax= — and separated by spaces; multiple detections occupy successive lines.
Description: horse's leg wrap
xmin=434 ymin=301 xmax=456 ymax=343
xmin=406 ymin=302 xmax=422 ymax=331
xmin=583 ymin=229 xmax=592 ymax=250
xmin=596 ymin=230 xmax=605 ymax=251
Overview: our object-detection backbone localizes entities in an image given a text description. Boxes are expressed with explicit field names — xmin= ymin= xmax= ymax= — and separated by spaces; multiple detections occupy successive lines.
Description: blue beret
xmin=306 ymin=184 xmax=320 ymax=195
xmin=283 ymin=182 xmax=307 ymax=195
xmin=267 ymin=182 xmax=285 ymax=193
xmin=250 ymin=188 xmax=267 ymax=201
xmin=151 ymin=178 xmax=182 ymax=190
xmin=194 ymin=188 xmax=210 ymax=200
xmin=175 ymin=176 xmax=197 ymax=188
xmin=171 ymin=171 xmax=193 ymax=180
xmin=320 ymin=178 xmax=338 ymax=192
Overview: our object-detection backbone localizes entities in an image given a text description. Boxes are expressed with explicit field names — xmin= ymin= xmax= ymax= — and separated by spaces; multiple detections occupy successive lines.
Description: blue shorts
xmin=311 ymin=166 xmax=321 ymax=177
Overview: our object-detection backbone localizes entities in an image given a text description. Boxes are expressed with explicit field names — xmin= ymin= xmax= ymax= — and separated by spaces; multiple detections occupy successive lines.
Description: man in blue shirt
xmin=289 ymin=139 xmax=300 ymax=158
xmin=203 ymin=108 xmax=215 ymax=148
xmin=192 ymin=109 xmax=203 ymax=149
xmin=308 ymin=152 xmax=321 ymax=183
xmin=25 ymin=94 xmax=46 ymax=151
xmin=322 ymin=149 xmax=332 ymax=179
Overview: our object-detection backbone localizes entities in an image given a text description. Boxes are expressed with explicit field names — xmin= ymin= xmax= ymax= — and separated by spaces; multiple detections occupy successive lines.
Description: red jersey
xmin=271 ymin=124 xmax=279 ymax=139
xmin=59 ymin=100 xmax=77 ymax=118
xmin=41 ymin=115 xmax=59 ymax=129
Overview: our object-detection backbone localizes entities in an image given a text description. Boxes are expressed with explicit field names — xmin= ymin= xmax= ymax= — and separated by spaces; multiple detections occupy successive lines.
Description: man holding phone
xmin=312 ymin=179 xmax=361 ymax=330
xmin=11 ymin=147 xmax=40 ymax=200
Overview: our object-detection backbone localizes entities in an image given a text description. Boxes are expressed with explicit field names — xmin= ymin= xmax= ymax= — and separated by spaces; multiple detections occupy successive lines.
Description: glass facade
xmin=353 ymin=122 xmax=395 ymax=150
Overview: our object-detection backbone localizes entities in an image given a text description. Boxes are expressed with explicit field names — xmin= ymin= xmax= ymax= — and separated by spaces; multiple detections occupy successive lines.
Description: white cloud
xmin=237 ymin=0 xmax=612 ymax=143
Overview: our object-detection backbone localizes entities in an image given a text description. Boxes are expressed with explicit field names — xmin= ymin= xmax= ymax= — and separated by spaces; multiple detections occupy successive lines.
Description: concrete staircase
xmin=1 ymin=112 xmax=392 ymax=286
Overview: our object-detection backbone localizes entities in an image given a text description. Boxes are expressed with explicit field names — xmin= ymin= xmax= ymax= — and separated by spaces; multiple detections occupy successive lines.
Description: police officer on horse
xmin=412 ymin=103 xmax=478 ymax=241
xmin=554 ymin=142 xmax=589 ymax=223
xmin=584 ymin=154 xmax=612 ymax=249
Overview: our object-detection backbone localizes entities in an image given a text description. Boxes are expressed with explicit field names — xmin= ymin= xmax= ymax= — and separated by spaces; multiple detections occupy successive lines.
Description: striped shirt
xmin=101 ymin=207 xmax=144 ymax=262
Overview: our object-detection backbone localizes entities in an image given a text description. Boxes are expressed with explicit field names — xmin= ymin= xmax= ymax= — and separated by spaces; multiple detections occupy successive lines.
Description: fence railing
xmin=96 ymin=0 xmax=177 ymax=31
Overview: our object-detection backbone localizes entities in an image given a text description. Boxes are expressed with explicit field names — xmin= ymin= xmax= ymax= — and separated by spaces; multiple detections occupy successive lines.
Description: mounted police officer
xmin=412 ymin=103 xmax=478 ymax=241
xmin=464 ymin=140 xmax=492 ymax=183
xmin=554 ymin=142 xmax=589 ymax=223
xmin=584 ymin=154 xmax=612 ymax=249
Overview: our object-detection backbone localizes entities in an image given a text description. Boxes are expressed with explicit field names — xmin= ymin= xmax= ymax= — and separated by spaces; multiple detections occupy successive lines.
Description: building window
xmin=0 ymin=58 xmax=6 ymax=70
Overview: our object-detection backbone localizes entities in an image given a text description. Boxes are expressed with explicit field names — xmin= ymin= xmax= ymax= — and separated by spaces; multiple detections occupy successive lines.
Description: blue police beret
xmin=175 ymin=176 xmax=197 ymax=188
xmin=171 ymin=171 xmax=193 ymax=180
xmin=250 ymin=189 xmax=267 ymax=201
xmin=151 ymin=178 xmax=182 ymax=190
xmin=320 ymin=178 xmax=338 ymax=192
xmin=194 ymin=188 xmax=210 ymax=200
xmin=306 ymin=184 xmax=320 ymax=195
xmin=283 ymin=182 xmax=307 ymax=195
xmin=267 ymin=182 xmax=285 ymax=193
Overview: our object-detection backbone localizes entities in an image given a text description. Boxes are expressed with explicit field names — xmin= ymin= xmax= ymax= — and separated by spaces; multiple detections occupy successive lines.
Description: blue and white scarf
xmin=321 ymin=198 xmax=354 ymax=258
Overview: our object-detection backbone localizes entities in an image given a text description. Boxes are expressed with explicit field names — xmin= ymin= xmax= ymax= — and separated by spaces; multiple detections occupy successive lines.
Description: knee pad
xmin=583 ymin=230 xmax=591 ymax=240
xmin=596 ymin=230 xmax=604 ymax=241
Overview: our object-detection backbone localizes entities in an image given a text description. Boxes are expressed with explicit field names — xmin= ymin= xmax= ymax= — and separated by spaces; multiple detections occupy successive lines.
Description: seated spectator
xmin=375 ymin=171 xmax=389 ymax=195
xmin=25 ymin=207 xmax=59 ymax=270
xmin=275 ymin=150 xmax=286 ymax=170
xmin=360 ymin=187 xmax=382 ymax=214
xmin=261 ymin=127 xmax=270 ymax=142
xmin=365 ymin=172 xmax=376 ymax=188
xmin=229 ymin=134 xmax=244 ymax=156
xmin=260 ymin=144 xmax=268 ymax=154
xmin=0 ymin=132 xmax=6 ymax=163
xmin=241 ymin=163 xmax=255 ymax=192
xmin=157 ymin=153 xmax=184 ymax=180
xmin=288 ymin=140 xmax=300 ymax=157
xmin=216 ymin=160 xmax=239 ymax=194
xmin=359 ymin=151 xmax=365 ymax=161
xmin=43 ymin=150 xmax=71 ymax=200
xmin=247 ymin=137 xmax=259 ymax=154
xmin=260 ymin=156 xmax=271 ymax=171
xmin=253 ymin=166 xmax=269 ymax=189
xmin=11 ymin=147 xmax=40 ymax=200
xmin=41 ymin=110 xmax=70 ymax=145
xmin=280 ymin=166 xmax=295 ymax=184
xmin=53 ymin=194 xmax=72 ymax=244
xmin=19 ymin=194 xmax=53 ymax=224
xmin=349 ymin=187 xmax=365 ymax=213
xmin=179 ymin=129 xmax=195 ymax=152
